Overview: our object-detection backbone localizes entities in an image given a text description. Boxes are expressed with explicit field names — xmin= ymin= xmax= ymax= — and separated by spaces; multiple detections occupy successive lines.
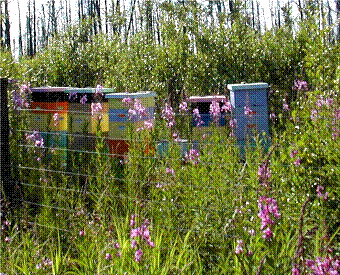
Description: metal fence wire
xmin=1 ymin=81 xmax=339 ymax=272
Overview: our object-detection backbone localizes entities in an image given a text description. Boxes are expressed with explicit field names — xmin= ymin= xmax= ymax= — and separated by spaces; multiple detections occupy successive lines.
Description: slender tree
xmin=17 ymin=0 xmax=23 ymax=56
xmin=336 ymin=0 xmax=340 ymax=41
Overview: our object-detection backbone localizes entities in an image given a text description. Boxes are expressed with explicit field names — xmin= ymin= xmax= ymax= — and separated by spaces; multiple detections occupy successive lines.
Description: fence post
xmin=0 ymin=77 xmax=14 ymax=204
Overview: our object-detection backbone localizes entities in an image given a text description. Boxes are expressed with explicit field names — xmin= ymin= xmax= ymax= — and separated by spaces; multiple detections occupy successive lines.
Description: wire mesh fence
xmin=2 ymin=81 xmax=340 ymax=274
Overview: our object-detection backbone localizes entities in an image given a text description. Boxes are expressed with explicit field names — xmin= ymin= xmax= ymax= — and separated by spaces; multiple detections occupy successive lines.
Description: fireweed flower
xmin=166 ymin=167 xmax=175 ymax=176
xmin=91 ymin=102 xmax=102 ymax=117
xmin=221 ymin=100 xmax=232 ymax=112
xmin=95 ymin=84 xmax=104 ymax=99
xmin=235 ymin=239 xmax=244 ymax=254
xmin=193 ymin=108 xmax=204 ymax=127
xmin=144 ymin=120 xmax=154 ymax=130
xmin=185 ymin=149 xmax=200 ymax=165
xmin=244 ymin=105 xmax=255 ymax=116
xmin=26 ymin=131 xmax=44 ymax=148
xmin=79 ymin=230 xmax=85 ymax=236
xmin=258 ymin=196 xmax=280 ymax=240
xmin=311 ymin=109 xmax=318 ymax=121
xmin=161 ymin=103 xmax=175 ymax=128
xmin=128 ymin=99 xmax=146 ymax=122
xmin=105 ymin=253 xmax=112 ymax=260
xmin=305 ymin=257 xmax=340 ymax=274
xmin=69 ymin=91 xmax=78 ymax=101
xmin=210 ymin=100 xmax=221 ymax=124
xmin=270 ymin=113 xmax=276 ymax=120
xmin=229 ymin=118 xmax=237 ymax=137
xmin=316 ymin=185 xmax=329 ymax=201
xmin=134 ymin=249 xmax=143 ymax=262
xmin=52 ymin=113 xmax=60 ymax=127
xmin=293 ymin=80 xmax=308 ymax=91
xmin=294 ymin=157 xmax=302 ymax=167
xmin=283 ymin=99 xmax=290 ymax=111
xmin=258 ymin=161 xmax=271 ymax=186
xmin=179 ymin=101 xmax=188 ymax=113
xmin=290 ymin=149 xmax=298 ymax=158
xmin=122 ymin=97 xmax=133 ymax=106
xmin=80 ymin=95 xmax=87 ymax=105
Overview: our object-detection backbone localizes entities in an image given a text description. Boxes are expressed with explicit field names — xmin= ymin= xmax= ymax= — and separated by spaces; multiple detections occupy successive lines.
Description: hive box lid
xmin=106 ymin=91 xmax=157 ymax=99
xmin=31 ymin=87 xmax=72 ymax=92
xmin=227 ymin=83 xmax=268 ymax=91
xmin=64 ymin=88 xmax=115 ymax=93
xmin=188 ymin=95 xmax=226 ymax=103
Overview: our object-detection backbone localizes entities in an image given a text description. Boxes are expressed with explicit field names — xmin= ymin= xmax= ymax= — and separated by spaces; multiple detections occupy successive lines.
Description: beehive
xmin=187 ymin=95 xmax=228 ymax=142
xmin=227 ymin=83 xmax=270 ymax=154
xmin=106 ymin=91 xmax=157 ymax=157
xmin=29 ymin=87 xmax=71 ymax=166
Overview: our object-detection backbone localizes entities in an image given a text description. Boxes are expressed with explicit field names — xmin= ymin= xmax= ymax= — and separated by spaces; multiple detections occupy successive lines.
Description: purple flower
xmin=235 ymin=239 xmax=244 ymax=254
xmin=105 ymin=253 xmax=112 ymax=260
xmin=221 ymin=101 xmax=232 ymax=112
xmin=305 ymin=257 xmax=340 ymax=274
xmin=144 ymin=120 xmax=154 ymax=130
xmin=290 ymin=150 xmax=298 ymax=158
xmin=79 ymin=230 xmax=85 ymax=236
xmin=270 ymin=113 xmax=276 ymax=120
xmin=147 ymin=240 xmax=155 ymax=247
xmin=193 ymin=108 xmax=204 ymax=127
xmin=4 ymin=236 xmax=11 ymax=243
xmin=311 ymin=109 xmax=318 ymax=121
xmin=134 ymin=249 xmax=143 ymax=262
xmin=229 ymin=118 xmax=237 ymax=129
xmin=258 ymin=162 xmax=271 ymax=185
xmin=130 ymin=228 xmax=141 ymax=238
xmin=316 ymin=185 xmax=329 ymax=201
xmin=292 ymin=267 xmax=300 ymax=275
xmin=131 ymin=239 xmax=137 ymax=248
xmin=122 ymin=97 xmax=133 ymax=106
xmin=283 ymin=100 xmax=290 ymax=112
xmin=294 ymin=157 xmax=301 ymax=166
xmin=80 ymin=95 xmax=87 ymax=105
xmin=26 ymin=131 xmax=44 ymax=148
xmin=161 ymin=103 xmax=175 ymax=128
xmin=293 ymin=80 xmax=308 ymax=91
xmin=53 ymin=113 xmax=60 ymax=127
xmin=179 ymin=101 xmax=188 ymax=113
xmin=130 ymin=215 xmax=135 ymax=227
xmin=95 ymin=85 xmax=104 ymax=97
xmin=166 ymin=167 xmax=175 ymax=176
xmin=114 ymin=242 xmax=120 ymax=249
xmin=262 ymin=227 xmax=273 ymax=240
xmin=69 ymin=91 xmax=78 ymax=101
xmin=129 ymin=99 xmax=146 ymax=122
xmin=210 ymin=100 xmax=221 ymax=124
xmin=91 ymin=102 xmax=102 ymax=117
xmin=185 ymin=149 xmax=200 ymax=165
xmin=244 ymin=106 xmax=255 ymax=116
xmin=258 ymin=196 xmax=280 ymax=240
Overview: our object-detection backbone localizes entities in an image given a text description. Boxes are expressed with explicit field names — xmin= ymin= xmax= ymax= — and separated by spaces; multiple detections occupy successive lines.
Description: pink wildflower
xmin=134 ymin=249 xmax=143 ymax=262
xmin=179 ymin=101 xmax=188 ymax=113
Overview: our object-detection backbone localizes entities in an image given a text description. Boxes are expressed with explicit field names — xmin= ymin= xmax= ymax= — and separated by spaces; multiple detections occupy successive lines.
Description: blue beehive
xmin=227 ymin=83 xmax=269 ymax=151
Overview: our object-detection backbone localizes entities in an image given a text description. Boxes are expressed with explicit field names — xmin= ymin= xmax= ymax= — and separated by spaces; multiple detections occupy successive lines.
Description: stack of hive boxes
xmin=227 ymin=83 xmax=269 ymax=151
xmin=29 ymin=87 xmax=70 ymax=166
xmin=64 ymin=88 xmax=111 ymax=153
xmin=106 ymin=91 xmax=157 ymax=157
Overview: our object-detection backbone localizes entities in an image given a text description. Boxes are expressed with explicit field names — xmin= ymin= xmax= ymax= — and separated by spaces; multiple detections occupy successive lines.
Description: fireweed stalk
xmin=129 ymin=215 xmax=155 ymax=262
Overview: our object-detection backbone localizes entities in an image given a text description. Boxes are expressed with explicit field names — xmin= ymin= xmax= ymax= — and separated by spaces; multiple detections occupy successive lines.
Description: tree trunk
xmin=336 ymin=0 xmax=340 ymax=41
xmin=17 ymin=0 xmax=23 ymax=56
xmin=4 ymin=0 xmax=10 ymax=50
